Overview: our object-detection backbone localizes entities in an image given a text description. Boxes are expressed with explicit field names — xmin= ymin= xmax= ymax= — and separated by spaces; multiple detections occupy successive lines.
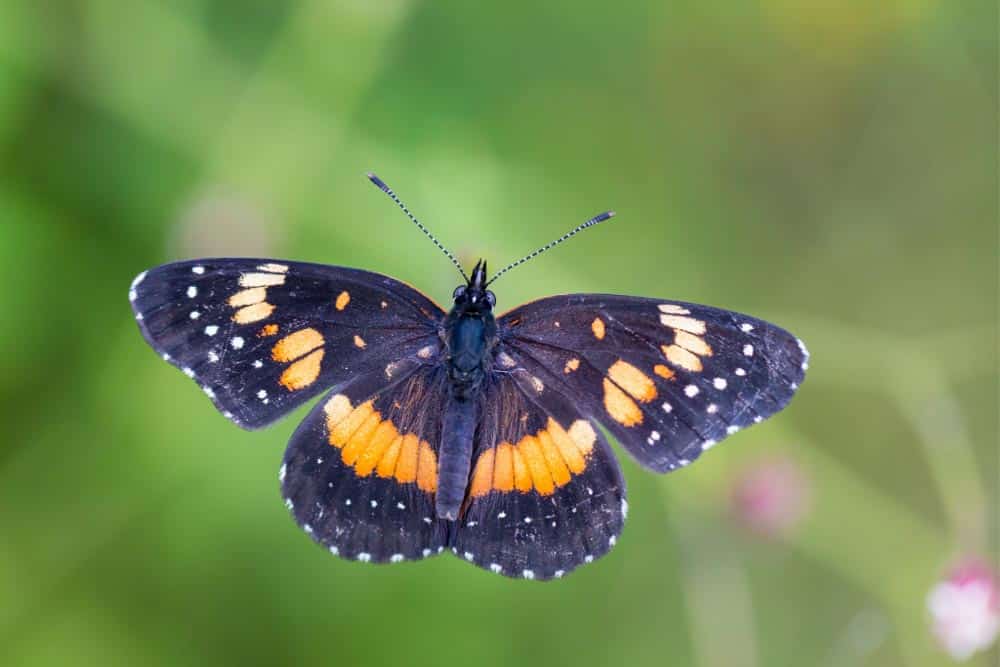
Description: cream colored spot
xmin=279 ymin=349 xmax=324 ymax=390
xmin=233 ymin=302 xmax=275 ymax=324
xmin=380 ymin=300 xmax=388 ymax=309
xmin=258 ymin=263 xmax=289 ymax=273
xmin=417 ymin=345 xmax=435 ymax=359
xmin=323 ymin=394 xmax=353 ymax=431
xmin=353 ymin=334 xmax=366 ymax=349
xmin=591 ymin=317 xmax=606 ymax=340
xmin=228 ymin=287 xmax=267 ymax=307
xmin=239 ymin=273 xmax=286 ymax=288
xmin=272 ymin=328 xmax=324 ymax=362
xmin=659 ymin=314 xmax=706 ymax=334
xmin=608 ymin=360 xmax=657 ymax=402
xmin=335 ymin=291 xmax=351 ymax=311
xmin=662 ymin=344 xmax=703 ymax=372
xmin=675 ymin=330 xmax=713 ymax=357
xmin=497 ymin=351 xmax=517 ymax=368
xmin=567 ymin=420 xmax=596 ymax=455
xmin=564 ymin=358 xmax=580 ymax=374
xmin=658 ymin=304 xmax=691 ymax=315
xmin=530 ymin=376 xmax=544 ymax=393
xmin=603 ymin=378 xmax=643 ymax=427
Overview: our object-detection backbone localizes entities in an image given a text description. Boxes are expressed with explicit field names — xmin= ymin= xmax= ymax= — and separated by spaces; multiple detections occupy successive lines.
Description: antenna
xmin=367 ymin=172 xmax=468 ymax=282
xmin=486 ymin=210 xmax=615 ymax=287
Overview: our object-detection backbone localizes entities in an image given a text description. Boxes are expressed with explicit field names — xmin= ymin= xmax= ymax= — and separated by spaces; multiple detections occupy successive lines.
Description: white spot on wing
xmin=740 ymin=323 xmax=754 ymax=332
xmin=130 ymin=271 xmax=147 ymax=289
xmin=189 ymin=311 xmax=200 ymax=320
xmin=726 ymin=425 xmax=740 ymax=434
xmin=187 ymin=285 xmax=198 ymax=298
xmin=253 ymin=360 xmax=263 ymax=368
xmin=182 ymin=367 xmax=195 ymax=378
xmin=743 ymin=344 xmax=754 ymax=357
xmin=522 ymin=570 xmax=535 ymax=580
xmin=208 ymin=350 xmax=219 ymax=363
xmin=279 ymin=464 xmax=287 ymax=482
xmin=257 ymin=390 xmax=268 ymax=400
xmin=231 ymin=337 xmax=245 ymax=350
xmin=702 ymin=439 xmax=718 ymax=450
xmin=735 ymin=368 xmax=747 ymax=376
xmin=707 ymin=404 xmax=718 ymax=414
xmin=662 ymin=402 xmax=673 ymax=413
xmin=390 ymin=554 xmax=404 ymax=563
xmin=684 ymin=385 xmax=699 ymax=397
xmin=204 ymin=325 xmax=219 ymax=336
xmin=490 ymin=563 xmax=502 ymax=574
xmin=192 ymin=266 xmax=205 ymax=274
xmin=713 ymin=377 xmax=727 ymax=390
xmin=357 ymin=553 xmax=371 ymax=562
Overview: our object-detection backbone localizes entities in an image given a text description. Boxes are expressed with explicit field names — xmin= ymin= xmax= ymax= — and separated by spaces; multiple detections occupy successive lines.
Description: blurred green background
xmin=1 ymin=1 xmax=996 ymax=666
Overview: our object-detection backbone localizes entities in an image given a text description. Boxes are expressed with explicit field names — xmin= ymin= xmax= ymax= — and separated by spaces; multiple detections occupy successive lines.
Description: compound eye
xmin=452 ymin=286 xmax=467 ymax=300
xmin=485 ymin=291 xmax=496 ymax=307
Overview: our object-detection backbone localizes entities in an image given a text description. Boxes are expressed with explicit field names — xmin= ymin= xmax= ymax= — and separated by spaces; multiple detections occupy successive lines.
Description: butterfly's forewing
xmin=281 ymin=364 xmax=451 ymax=563
xmin=451 ymin=373 xmax=625 ymax=580
xmin=497 ymin=295 xmax=808 ymax=472
xmin=129 ymin=259 xmax=443 ymax=429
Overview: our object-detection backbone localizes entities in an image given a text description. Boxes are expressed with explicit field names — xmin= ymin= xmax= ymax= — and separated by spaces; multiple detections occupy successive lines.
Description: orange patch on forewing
xmin=228 ymin=287 xmax=267 ymax=307
xmin=272 ymin=328 xmax=324 ymax=362
xmin=536 ymin=429 xmax=571 ymax=487
xmin=353 ymin=420 xmax=398 ymax=476
xmin=493 ymin=443 xmax=515 ymax=491
xmin=258 ymin=323 xmax=279 ymax=337
xmin=469 ymin=448 xmax=495 ymax=497
xmin=395 ymin=434 xmax=420 ymax=483
xmin=376 ymin=435 xmax=403 ymax=478
xmin=674 ymin=330 xmax=713 ymax=357
xmin=591 ymin=317 xmax=606 ymax=340
xmin=654 ymin=364 xmax=675 ymax=380
xmin=659 ymin=314 xmax=706 ymax=334
xmin=341 ymin=410 xmax=381 ymax=465
xmin=353 ymin=335 xmax=366 ymax=349
xmin=279 ymin=349 xmax=324 ymax=390
xmin=607 ymin=360 xmax=657 ymax=402
xmin=564 ymin=358 xmax=580 ymax=374
xmin=603 ymin=378 xmax=643 ymax=427
xmin=335 ymin=291 xmax=350 ymax=311
xmin=662 ymin=344 xmax=703 ymax=372
xmin=233 ymin=301 xmax=275 ymax=324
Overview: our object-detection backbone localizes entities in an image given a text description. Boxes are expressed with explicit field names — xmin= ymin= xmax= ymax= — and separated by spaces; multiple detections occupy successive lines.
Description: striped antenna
xmin=486 ymin=210 xmax=615 ymax=287
xmin=367 ymin=173 xmax=469 ymax=282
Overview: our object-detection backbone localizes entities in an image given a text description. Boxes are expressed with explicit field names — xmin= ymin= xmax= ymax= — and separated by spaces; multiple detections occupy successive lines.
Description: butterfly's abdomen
xmin=437 ymin=397 xmax=479 ymax=520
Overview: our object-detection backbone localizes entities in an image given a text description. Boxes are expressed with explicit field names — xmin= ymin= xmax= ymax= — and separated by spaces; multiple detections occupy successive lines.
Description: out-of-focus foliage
xmin=1 ymin=1 xmax=995 ymax=666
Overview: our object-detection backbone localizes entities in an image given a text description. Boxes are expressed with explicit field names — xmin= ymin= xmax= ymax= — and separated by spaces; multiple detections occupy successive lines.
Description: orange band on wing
xmin=323 ymin=394 xmax=437 ymax=492
xmin=469 ymin=417 xmax=596 ymax=498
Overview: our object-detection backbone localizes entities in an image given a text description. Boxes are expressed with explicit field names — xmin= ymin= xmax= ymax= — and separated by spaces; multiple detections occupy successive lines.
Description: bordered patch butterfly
xmin=130 ymin=174 xmax=809 ymax=580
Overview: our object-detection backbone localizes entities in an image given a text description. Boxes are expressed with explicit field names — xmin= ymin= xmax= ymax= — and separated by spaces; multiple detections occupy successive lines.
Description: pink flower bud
xmin=927 ymin=557 xmax=1000 ymax=661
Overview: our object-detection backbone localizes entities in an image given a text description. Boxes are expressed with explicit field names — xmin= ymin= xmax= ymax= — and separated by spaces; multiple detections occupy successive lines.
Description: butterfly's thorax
xmin=443 ymin=308 xmax=497 ymax=400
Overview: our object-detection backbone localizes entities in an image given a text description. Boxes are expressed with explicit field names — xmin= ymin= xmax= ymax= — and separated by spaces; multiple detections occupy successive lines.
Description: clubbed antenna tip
xmin=366 ymin=172 xmax=469 ymax=282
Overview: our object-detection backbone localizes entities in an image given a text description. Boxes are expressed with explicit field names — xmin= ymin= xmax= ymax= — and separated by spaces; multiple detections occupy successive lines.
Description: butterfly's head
xmin=452 ymin=259 xmax=496 ymax=313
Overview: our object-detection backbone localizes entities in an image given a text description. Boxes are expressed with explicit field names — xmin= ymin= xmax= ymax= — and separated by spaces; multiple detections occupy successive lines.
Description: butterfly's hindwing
xmin=498 ymin=295 xmax=808 ymax=472
xmin=281 ymin=364 xmax=451 ymax=563
xmin=450 ymin=373 xmax=626 ymax=580
xmin=130 ymin=259 xmax=443 ymax=429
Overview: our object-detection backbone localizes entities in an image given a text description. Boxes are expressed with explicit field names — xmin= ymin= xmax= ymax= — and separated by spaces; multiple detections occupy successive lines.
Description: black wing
xmin=496 ymin=294 xmax=808 ymax=472
xmin=129 ymin=259 xmax=444 ymax=429
xmin=281 ymin=364 xmax=452 ymax=563
xmin=451 ymin=372 xmax=626 ymax=580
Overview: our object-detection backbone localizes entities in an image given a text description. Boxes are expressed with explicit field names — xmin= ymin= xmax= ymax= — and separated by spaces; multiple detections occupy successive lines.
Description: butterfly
xmin=129 ymin=174 xmax=809 ymax=580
